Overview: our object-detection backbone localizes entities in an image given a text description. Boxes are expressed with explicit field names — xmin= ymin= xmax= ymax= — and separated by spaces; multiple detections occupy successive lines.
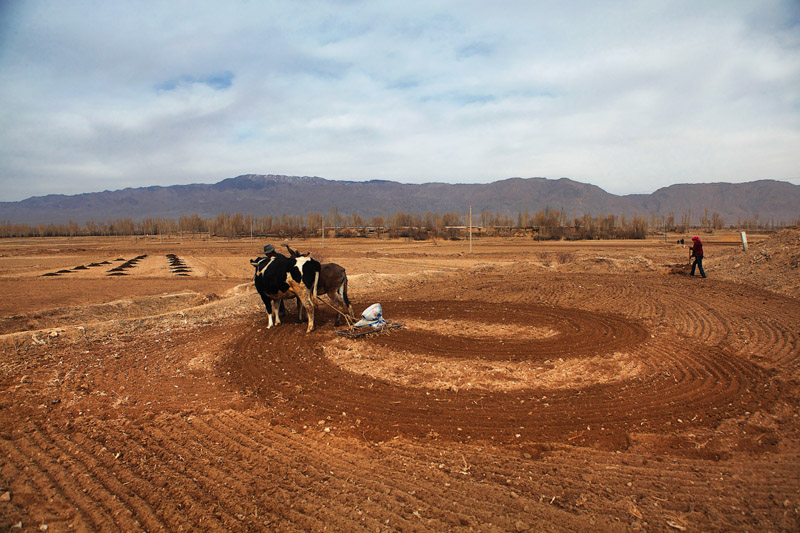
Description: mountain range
xmin=1 ymin=175 xmax=798 ymax=226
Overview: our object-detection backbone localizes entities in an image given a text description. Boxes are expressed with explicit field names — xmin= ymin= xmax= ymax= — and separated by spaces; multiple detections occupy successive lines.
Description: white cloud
xmin=1 ymin=0 xmax=798 ymax=201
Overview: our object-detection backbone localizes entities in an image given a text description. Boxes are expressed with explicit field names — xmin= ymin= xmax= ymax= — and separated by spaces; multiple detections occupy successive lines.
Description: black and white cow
xmin=250 ymin=254 xmax=321 ymax=333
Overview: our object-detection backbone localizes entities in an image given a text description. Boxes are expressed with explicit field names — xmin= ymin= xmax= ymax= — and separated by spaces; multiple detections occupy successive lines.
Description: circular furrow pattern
xmin=751 ymin=315 xmax=800 ymax=367
xmin=571 ymin=339 xmax=773 ymax=424
xmin=514 ymin=273 xmax=800 ymax=370
xmin=379 ymin=302 xmax=648 ymax=362
xmin=486 ymin=444 xmax=800 ymax=527
xmin=226 ymin=299 xmax=775 ymax=448
xmin=671 ymin=293 xmax=800 ymax=369
xmin=674 ymin=304 xmax=726 ymax=345
xmin=4 ymin=261 xmax=799 ymax=532
xmin=726 ymin=311 xmax=800 ymax=368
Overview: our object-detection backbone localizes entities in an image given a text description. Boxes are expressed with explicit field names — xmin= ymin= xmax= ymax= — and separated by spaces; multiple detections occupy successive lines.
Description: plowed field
xmin=1 ymin=233 xmax=799 ymax=531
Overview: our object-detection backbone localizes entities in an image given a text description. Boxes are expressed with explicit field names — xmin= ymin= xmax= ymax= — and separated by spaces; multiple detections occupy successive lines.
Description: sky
xmin=1 ymin=0 xmax=799 ymax=202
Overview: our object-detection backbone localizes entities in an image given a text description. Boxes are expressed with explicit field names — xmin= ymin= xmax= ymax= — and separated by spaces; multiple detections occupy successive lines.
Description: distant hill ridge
xmin=1 ymin=174 xmax=798 ymax=225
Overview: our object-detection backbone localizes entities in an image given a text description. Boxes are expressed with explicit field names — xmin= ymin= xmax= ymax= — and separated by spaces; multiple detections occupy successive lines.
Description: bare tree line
xmin=0 ymin=207 xmax=794 ymax=239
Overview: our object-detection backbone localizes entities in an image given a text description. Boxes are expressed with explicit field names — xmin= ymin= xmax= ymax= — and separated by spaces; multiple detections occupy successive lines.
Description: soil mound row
xmin=165 ymin=253 xmax=192 ymax=276
xmin=107 ymin=255 xmax=146 ymax=276
xmin=40 ymin=260 xmax=112 ymax=277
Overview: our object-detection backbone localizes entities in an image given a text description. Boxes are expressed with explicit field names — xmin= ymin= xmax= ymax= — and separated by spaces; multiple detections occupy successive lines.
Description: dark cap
xmin=263 ymin=244 xmax=275 ymax=254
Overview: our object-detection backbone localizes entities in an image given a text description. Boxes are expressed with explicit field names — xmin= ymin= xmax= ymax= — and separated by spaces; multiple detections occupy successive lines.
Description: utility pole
xmin=469 ymin=205 xmax=473 ymax=253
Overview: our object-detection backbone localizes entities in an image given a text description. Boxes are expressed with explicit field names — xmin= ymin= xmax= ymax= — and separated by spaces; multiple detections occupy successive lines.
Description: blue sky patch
xmin=157 ymin=71 xmax=234 ymax=92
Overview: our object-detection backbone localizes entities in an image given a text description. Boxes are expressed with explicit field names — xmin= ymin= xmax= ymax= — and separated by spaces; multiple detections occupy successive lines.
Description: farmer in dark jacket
xmin=689 ymin=236 xmax=706 ymax=278
xmin=261 ymin=244 xmax=288 ymax=316
xmin=263 ymin=243 xmax=280 ymax=258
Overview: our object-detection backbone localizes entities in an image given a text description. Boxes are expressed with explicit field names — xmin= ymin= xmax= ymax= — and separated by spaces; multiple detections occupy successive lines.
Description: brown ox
xmin=285 ymin=244 xmax=355 ymax=326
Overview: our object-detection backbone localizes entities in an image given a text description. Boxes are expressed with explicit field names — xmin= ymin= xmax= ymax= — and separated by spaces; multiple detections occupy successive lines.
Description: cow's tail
xmin=312 ymin=270 xmax=319 ymax=302
xmin=340 ymin=272 xmax=354 ymax=316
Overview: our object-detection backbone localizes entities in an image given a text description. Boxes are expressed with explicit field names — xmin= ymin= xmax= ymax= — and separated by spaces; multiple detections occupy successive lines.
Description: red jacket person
xmin=689 ymin=236 xmax=706 ymax=278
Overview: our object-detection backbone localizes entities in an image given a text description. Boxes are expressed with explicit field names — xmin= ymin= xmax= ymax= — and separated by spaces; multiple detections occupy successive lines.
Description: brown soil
xmin=1 ymin=232 xmax=799 ymax=531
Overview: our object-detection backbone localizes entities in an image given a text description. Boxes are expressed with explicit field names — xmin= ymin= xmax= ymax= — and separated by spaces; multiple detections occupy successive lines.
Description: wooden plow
xmin=313 ymin=290 xmax=404 ymax=338
xmin=336 ymin=321 xmax=405 ymax=339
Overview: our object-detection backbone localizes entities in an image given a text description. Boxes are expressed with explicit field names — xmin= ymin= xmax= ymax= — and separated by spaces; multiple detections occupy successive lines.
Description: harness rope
xmin=315 ymin=294 xmax=355 ymax=328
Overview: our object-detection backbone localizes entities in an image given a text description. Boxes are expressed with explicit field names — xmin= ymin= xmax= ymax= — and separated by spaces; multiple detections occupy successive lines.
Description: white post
xmin=741 ymin=231 xmax=748 ymax=252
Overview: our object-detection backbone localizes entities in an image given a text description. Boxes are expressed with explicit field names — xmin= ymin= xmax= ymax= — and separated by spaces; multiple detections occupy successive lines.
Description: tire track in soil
xmin=224 ymin=299 xmax=776 ymax=449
